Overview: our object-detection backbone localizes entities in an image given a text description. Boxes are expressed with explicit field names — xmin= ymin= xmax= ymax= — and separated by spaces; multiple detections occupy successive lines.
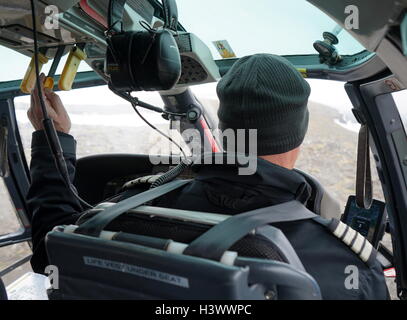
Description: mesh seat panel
xmin=107 ymin=213 xmax=286 ymax=262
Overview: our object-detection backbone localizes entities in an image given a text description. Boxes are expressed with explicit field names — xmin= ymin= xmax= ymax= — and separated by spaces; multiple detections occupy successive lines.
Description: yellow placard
xmin=213 ymin=40 xmax=237 ymax=59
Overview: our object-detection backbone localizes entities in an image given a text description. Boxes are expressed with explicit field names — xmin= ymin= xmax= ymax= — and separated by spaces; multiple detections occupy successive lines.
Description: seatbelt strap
xmin=75 ymin=179 xmax=191 ymax=237
xmin=183 ymin=200 xmax=317 ymax=261
xmin=183 ymin=200 xmax=378 ymax=267
xmin=356 ymin=125 xmax=373 ymax=209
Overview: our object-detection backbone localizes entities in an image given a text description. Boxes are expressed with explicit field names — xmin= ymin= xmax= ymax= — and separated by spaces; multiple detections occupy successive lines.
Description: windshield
xmin=0 ymin=0 xmax=366 ymax=83
xmin=177 ymin=0 xmax=365 ymax=59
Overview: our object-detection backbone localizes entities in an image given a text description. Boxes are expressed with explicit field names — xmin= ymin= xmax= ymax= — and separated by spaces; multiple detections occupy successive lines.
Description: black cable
xmin=129 ymin=102 xmax=193 ymax=189
xmin=106 ymin=13 xmax=192 ymax=189
xmin=150 ymin=161 xmax=189 ymax=189
xmin=110 ymin=88 xmax=192 ymax=189
xmin=131 ymin=102 xmax=188 ymax=160
xmin=111 ymin=88 xmax=186 ymax=117
xmin=109 ymin=88 xmax=189 ymax=160
xmin=30 ymin=0 xmax=93 ymax=210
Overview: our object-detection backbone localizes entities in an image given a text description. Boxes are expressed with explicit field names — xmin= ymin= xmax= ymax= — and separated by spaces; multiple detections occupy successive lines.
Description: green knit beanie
xmin=217 ymin=53 xmax=311 ymax=156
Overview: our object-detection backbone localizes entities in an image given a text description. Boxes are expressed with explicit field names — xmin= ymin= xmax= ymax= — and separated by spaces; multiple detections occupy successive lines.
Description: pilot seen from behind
xmin=27 ymin=54 xmax=388 ymax=300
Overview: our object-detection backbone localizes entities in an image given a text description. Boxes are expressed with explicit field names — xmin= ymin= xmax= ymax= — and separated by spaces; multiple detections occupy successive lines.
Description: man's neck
xmin=259 ymin=148 xmax=300 ymax=170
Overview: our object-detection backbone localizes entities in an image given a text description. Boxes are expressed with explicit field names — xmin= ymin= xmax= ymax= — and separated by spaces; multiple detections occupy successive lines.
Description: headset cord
xmin=131 ymin=104 xmax=188 ymax=160
xmin=130 ymin=104 xmax=191 ymax=188
xmin=30 ymin=0 xmax=93 ymax=210
xmin=127 ymin=96 xmax=192 ymax=189
xmin=109 ymin=87 xmax=192 ymax=189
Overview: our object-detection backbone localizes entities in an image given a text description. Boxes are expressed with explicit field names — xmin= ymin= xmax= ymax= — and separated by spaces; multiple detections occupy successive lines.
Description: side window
xmin=14 ymin=85 xmax=184 ymax=161
xmin=0 ymin=176 xmax=31 ymax=284
xmin=299 ymin=79 xmax=386 ymax=204
xmin=0 ymin=181 xmax=22 ymax=233
xmin=0 ymin=47 xmax=33 ymax=283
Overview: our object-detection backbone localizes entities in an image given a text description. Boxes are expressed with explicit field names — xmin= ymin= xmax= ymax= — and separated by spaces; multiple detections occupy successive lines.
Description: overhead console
xmin=80 ymin=1 xmax=221 ymax=87
xmin=0 ymin=0 xmax=221 ymax=89
xmin=175 ymin=32 xmax=221 ymax=87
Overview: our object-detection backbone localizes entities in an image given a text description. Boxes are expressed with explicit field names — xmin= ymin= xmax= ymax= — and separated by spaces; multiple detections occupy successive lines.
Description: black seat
xmin=106 ymin=209 xmax=287 ymax=262
xmin=45 ymin=182 xmax=322 ymax=299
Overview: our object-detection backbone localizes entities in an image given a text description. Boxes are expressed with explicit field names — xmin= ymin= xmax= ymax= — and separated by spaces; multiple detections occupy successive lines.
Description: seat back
xmin=105 ymin=206 xmax=288 ymax=262
xmin=45 ymin=200 xmax=321 ymax=300
xmin=46 ymin=225 xmax=321 ymax=300
xmin=46 ymin=230 xmax=265 ymax=299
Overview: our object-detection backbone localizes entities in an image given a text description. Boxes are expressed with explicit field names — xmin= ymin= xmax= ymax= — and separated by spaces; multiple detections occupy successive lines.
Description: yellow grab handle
xmin=297 ymin=68 xmax=308 ymax=78
xmin=20 ymin=53 xmax=49 ymax=94
xmin=58 ymin=47 xmax=87 ymax=91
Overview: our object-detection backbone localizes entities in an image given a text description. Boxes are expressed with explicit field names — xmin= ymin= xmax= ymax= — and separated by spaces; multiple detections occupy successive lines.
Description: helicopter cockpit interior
xmin=0 ymin=0 xmax=406 ymax=301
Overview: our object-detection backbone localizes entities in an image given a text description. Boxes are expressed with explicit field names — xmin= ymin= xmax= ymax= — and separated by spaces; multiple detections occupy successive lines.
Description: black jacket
xmin=27 ymin=131 xmax=389 ymax=300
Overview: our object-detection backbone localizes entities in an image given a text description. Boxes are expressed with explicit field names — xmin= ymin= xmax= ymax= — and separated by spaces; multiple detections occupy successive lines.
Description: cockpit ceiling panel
xmin=308 ymin=0 xmax=402 ymax=52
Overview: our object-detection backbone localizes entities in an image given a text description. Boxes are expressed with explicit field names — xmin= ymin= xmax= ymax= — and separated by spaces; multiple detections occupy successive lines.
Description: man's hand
xmin=28 ymin=73 xmax=71 ymax=134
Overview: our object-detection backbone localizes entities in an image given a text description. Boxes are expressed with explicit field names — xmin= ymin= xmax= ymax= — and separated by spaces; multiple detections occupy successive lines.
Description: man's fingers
xmin=46 ymin=104 xmax=58 ymax=120
xmin=30 ymin=92 xmax=34 ymax=110
xmin=29 ymin=73 xmax=60 ymax=131
xmin=32 ymin=94 xmax=52 ymax=117
xmin=32 ymin=73 xmax=46 ymax=108
xmin=44 ymin=89 xmax=62 ymax=111
xmin=31 ymin=74 xmax=55 ymax=118
xmin=38 ymin=73 xmax=46 ymax=87
xmin=31 ymin=90 xmax=40 ymax=118
xmin=29 ymin=74 xmax=71 ymax=134
xmin=38 ymin=74 xmax=46 ymax=102
xmin=32 ymin=73 xmax=45 ymax=95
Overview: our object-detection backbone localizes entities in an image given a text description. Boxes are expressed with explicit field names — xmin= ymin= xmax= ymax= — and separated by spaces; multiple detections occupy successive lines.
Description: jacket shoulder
xmin=315 ymin=217 xmax=378 ymax=268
